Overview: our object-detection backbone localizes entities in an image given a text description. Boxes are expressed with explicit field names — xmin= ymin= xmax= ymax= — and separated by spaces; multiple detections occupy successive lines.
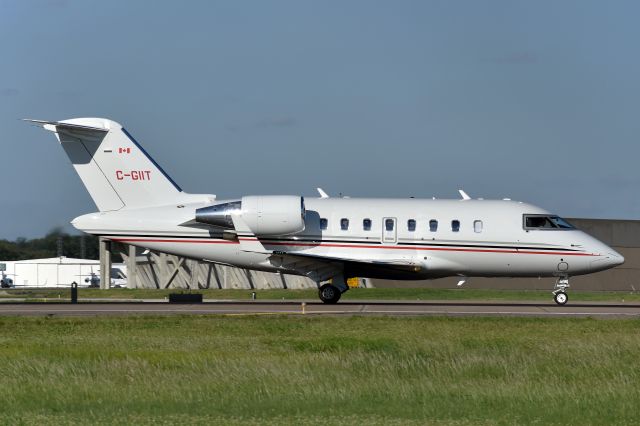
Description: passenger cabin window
xmin=363 ymin=218 xmax=372 ymax=231
xmin=407 ymin=219 xmax=416 ymax=232
xmin=429 ymin=220 xmax=438 ymax=232
xmin=451 ymin=220 xmax=460 ymax=232
xmin=340 ymin=218 xmax=349 ymax=231
xmin=474 ymin=220 xmax=483 ymax=233
xmin=524 ymin=215 xmax=575 ymax=230
xmin=385 ymin=218 xmax=395 ymax=231
xmin=320 ymin=218 xmax=328 ymax=230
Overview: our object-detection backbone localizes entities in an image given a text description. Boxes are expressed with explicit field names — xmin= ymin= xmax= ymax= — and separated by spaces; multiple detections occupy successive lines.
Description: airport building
xmin=0 ymin=257 xmax=126 ymax=288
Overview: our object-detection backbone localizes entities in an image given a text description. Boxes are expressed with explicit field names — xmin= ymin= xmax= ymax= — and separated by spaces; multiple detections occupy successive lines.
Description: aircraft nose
xmin=608 ymin=250 xmax=625 ymax=267
xmin=592 ymin=249 xmax=625 ymax=271
xmin=586 ymin=239 xmax=624 ymax=272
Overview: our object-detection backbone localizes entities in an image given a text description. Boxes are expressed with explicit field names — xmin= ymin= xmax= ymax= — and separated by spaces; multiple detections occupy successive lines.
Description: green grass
xmin=1 ymin=315 xmax=639 ymax=424
xmin=2 ymin=287 xmax=640 ymax=303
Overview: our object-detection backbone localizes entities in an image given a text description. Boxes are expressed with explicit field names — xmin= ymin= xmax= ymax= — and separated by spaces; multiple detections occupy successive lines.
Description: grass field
xmin=2 ymin=287 xmax=640 ymax=303
xmin=1 ymin=315 xmax=639 ymax=425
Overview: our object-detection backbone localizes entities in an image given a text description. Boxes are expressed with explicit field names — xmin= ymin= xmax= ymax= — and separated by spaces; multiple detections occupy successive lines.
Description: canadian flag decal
xmin=118 ymin=147 xmax=131 ymax=154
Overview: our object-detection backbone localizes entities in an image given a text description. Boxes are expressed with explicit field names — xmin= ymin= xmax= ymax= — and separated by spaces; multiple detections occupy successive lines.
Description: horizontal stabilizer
xmin=23 ymin=119 xmax=110 ymax=134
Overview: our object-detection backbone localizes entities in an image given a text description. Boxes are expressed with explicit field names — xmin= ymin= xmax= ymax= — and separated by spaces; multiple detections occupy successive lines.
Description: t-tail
xmin=25 ymin=118 xmax=211 ymax=211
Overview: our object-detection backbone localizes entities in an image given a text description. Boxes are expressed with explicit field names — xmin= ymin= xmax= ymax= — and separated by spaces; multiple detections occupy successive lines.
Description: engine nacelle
xmin=195 ymin=195 xmax=305 ymax=236
xmin=240 ymin=195 xmax=306 ymax=235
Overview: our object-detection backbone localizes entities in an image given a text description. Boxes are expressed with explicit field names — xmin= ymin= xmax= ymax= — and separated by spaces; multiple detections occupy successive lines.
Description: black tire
xmin=554 ymin=291 xmax=568 ymax=305
xmin=318 ymin=284 xmax=341 ymax=304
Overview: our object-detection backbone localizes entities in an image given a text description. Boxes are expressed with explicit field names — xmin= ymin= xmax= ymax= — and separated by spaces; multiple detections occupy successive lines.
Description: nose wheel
xmin=552 ymin=277 xmax=570 ymax=305
xmin=553 ymin=291 xmax=568 ymax=305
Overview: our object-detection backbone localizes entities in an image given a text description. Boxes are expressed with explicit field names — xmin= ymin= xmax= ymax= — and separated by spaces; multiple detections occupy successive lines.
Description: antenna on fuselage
xmin=317 ymin=188 xmax=329 ymax=198
xmin=458 ymin=189 xmax=471 ymax=200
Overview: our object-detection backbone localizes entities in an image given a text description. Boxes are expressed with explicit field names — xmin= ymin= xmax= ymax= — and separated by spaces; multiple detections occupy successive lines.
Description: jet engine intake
xmin=195 ymin=195 xmax=305 ymax=236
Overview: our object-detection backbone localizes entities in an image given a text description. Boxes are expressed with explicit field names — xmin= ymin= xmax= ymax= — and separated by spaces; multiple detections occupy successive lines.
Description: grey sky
xmin=1 ymin=0 xmax=638 ymax=239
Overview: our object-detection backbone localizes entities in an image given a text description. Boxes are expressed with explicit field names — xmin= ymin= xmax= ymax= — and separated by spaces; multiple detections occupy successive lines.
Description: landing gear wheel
xmin=554 ymin=291 xmax=568 ymax=306
xmin=319 ymin=284 xmax=341 ymax=304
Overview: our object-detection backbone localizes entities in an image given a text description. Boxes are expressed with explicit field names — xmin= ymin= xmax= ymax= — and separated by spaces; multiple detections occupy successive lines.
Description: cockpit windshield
xmin=524 ymin=215 xmax=575 ymax=230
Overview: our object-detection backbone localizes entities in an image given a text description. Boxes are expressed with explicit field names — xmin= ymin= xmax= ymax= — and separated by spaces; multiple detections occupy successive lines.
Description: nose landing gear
xmin=552 ymin=277 xmax=570 ymax=305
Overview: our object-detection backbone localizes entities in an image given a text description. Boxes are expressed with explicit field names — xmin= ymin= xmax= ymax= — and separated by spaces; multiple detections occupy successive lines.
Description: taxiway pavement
xmin=0 ymin=300 xmax=640 ymax=317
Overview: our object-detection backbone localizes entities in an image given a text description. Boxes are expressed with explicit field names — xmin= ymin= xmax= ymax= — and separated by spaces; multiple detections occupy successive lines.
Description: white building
xmin=0 ymin=257 xmax=123 ymax=288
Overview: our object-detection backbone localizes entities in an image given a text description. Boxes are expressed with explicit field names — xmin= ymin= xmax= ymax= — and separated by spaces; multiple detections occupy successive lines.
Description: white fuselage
xmin=71 ymin=197 xmax=624 ymax=281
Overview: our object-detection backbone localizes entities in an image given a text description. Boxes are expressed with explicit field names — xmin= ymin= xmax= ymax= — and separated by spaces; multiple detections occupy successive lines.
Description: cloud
xmin=0 ymin=88 xmax=19 ymax=97
xmin=482 ymin=51 xmax=538 ymax=65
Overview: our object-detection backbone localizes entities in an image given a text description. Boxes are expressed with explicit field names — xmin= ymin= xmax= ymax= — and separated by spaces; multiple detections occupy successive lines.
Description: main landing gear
xmin=319 ymin=284 xmax=341 ymax=304
xmin=318 ymin=275 xmax=350 ymax=304
xmin=552 ymin=277 xmax=570 ymax=305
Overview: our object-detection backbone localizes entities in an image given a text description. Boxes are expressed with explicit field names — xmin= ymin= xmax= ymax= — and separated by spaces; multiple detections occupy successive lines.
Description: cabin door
xmin=382 ymin=217 xmax=397 ymax=244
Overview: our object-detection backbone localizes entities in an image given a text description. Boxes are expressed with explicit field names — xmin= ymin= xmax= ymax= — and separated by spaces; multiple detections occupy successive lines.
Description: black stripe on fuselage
xmin=98 ymin=233 xmax=221 ymax=239
xmin=98 ymin=233 xmax=579 ymax=252
xmin=396 ymin=241 xmax=578 ymax=252
xmin=260 ymin=238 xmax=579 ymax=252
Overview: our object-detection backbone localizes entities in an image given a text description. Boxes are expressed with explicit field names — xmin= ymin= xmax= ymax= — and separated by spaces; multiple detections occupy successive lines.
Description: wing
xmin=267 ymin=250 xmax=423 ymax=283
xmin=273 ymin=250 xmax=422 ymax=272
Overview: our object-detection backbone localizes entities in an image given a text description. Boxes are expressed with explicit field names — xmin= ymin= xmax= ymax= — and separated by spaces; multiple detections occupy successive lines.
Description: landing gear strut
xmin=552 ymin=277 xmax=570 ymax=305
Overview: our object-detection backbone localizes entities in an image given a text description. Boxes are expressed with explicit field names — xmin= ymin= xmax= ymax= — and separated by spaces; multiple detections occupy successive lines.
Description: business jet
xmin=26 ymin=118 xmax=624 ymax=305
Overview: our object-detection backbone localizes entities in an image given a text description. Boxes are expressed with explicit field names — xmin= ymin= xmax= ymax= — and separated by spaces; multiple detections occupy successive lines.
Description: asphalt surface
xmin=1 ymin=300 xmax=640 ymax=317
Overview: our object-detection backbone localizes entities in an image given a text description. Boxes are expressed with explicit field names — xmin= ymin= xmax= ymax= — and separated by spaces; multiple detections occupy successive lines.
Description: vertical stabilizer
xmin=26 ymin=118 xmax=188 ymax=211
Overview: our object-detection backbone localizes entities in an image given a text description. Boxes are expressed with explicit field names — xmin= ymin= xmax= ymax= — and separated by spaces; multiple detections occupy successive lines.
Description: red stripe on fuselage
xmin=228 ymin=237 xmax=597 ymax=256
xmin=239 ymin=239 xmax=595 ymax=256
xmin=112 ymin=236 xmax=595 ymax=257
xmin=111 ymin=238 xmax=239 ymax=244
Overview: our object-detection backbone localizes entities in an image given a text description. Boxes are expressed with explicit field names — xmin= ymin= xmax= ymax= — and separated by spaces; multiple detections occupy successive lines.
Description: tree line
xmin=0 ymin=228 xmax=99 ymax=261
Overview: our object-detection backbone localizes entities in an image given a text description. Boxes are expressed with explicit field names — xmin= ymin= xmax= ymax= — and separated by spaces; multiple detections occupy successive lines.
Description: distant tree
xmin=0 ymin=229 xmax=99 ymax=261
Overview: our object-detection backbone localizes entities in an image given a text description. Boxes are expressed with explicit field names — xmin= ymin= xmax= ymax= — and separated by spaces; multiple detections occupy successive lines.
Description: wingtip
xmin=458 ymin=189 xmax=471 ymax=200
xmin=317 ymin=187 xmax=330 ymax=198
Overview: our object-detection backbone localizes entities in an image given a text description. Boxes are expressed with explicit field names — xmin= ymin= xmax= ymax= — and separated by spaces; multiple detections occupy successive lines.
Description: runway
xmin=1 ymin=300 xmax=640 ymax=317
